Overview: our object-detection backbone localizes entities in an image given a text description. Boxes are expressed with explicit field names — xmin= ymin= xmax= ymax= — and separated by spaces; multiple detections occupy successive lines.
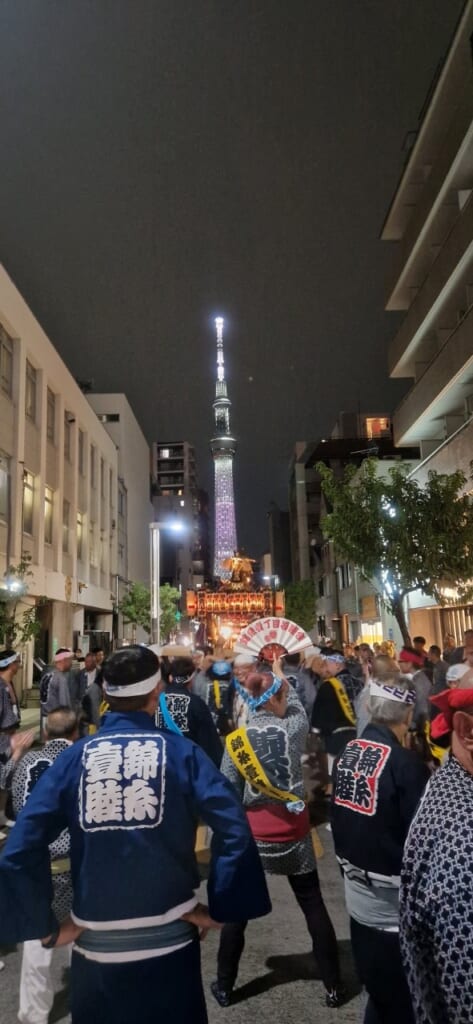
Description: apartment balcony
xmin=393 ymin=305 xmax=473 ymax=445
xmin=389 ymin=190 xmax=473 ymax=377
xmin=385 ymin=90 xmax=473 ymax=311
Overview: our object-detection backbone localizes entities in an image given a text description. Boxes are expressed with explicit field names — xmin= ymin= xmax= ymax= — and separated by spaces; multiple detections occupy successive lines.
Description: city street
xmin=1 ymin=829 xmax=363 ymax=1023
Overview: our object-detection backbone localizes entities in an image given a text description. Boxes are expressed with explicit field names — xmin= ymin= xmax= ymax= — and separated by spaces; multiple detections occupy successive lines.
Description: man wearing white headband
xmin=0 ymin=644 xmax=270 ymax=1024
xmin=331 ymin=672 xmax=429 ymax=1024
xmin=42 ymin=648 xmax=85 ymax=718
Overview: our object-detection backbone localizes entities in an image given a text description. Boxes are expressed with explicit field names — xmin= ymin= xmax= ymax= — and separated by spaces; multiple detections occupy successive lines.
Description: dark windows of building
xmin=23 ymin=471 xmax=34 ymax=534
xmin=44 ymin=486 xmax=53 ymax=544
xmin=98 ymin=413 xmax=120 ymax=423
xmin=46 ymin=389 xmax=55 ymax=442
xmin=64 ymin=413 xmax=72 ymax=461
xmin=78 ymin=430 xmax=85 ymax=476
xmin=0 ymin=452 xmax=10 ymax=522
xmin=0 ymin=325 xmax=13 ymax=397
xmin=77 ymin=511 xmax=84 ymax=561
xmin=62 ymin=499 xmax=70 ymax=553
xmin=25 ymin=361 xmax=36 ymax=421
xmin=90 ymin=445 xmax=96 ymax=488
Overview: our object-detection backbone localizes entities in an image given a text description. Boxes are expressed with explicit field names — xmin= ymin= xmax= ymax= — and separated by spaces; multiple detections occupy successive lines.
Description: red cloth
xmin=399 ymin=648 xmax=425 ymax=667
xmin=430 ymin=687 xmax=473 ymax=738
xmin=246 ymin=803 xmax=310 ymax=843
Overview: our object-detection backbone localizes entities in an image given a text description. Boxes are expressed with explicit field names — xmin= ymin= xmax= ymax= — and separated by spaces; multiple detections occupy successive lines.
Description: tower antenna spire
xmin=211 ymin=316 xmax=238 ymax=579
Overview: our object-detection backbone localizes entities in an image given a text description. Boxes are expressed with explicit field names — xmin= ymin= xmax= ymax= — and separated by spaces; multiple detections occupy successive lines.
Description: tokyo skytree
xmin=211 ymin=317 xmax=238 ymax=579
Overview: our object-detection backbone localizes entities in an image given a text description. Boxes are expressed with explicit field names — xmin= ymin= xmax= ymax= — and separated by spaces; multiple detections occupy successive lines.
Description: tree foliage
xmin=118 ymin=581 xmax=181 ymax=643
xmin=159 ymin=583 xmax=181 ymax=642
xmin=317 ymin=459 xmax=473 ymax=645
xmin=285 ymin=580 xmax=317 ymax=633
xmin=118 ymin=582 xmax=151 ymax=637
xmin=0 ymin=555 xmax=42 ymax=648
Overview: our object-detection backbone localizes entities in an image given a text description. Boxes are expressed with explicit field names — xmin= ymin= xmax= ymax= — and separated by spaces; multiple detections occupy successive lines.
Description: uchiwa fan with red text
xmin=234 ymin=617 xmax=312 ymax=663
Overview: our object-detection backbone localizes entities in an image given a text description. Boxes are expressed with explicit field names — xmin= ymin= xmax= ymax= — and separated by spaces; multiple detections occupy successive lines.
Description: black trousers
xmin=217 ymin=869 xmax=339 ymax=992
xmin=350 ymin=918 xmax=415 ymax=1024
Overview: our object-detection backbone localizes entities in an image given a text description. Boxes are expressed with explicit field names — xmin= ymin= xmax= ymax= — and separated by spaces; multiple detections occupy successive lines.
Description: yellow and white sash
xmin=226 ymin=727 xmax=304 ymax=808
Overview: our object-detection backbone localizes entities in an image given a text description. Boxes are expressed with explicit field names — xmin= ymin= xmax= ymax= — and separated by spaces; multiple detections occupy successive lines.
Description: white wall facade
xmin=0 ymin=265 xmax=118 ymax=692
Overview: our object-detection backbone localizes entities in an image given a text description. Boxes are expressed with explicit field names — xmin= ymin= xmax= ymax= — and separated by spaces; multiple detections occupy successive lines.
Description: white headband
xmin=369 ymin=681 xmax=416 ymax=706
xmin=103 ymin=670 xmax=161 ymax=698
xmin=0 ymin=653 xmax=19 ymax=669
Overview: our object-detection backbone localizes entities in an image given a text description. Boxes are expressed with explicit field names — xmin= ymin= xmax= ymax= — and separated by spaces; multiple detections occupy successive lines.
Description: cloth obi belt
xmin=75 ymin=918 xmax=197 ymax=963
xmin=247 ymin=802 xmax=310 ymax=843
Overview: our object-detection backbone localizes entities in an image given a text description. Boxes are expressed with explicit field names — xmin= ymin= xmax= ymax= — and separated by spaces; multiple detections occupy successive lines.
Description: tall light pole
xmin=149 ymin=520 xmax=185 ymax=646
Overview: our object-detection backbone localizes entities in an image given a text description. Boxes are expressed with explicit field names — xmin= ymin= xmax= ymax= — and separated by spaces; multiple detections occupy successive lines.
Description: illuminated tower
xmin=211 ymin=317 xmax=238 ymax=579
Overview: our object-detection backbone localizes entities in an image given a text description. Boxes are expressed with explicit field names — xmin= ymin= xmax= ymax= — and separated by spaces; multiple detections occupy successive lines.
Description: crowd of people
xmin=0 ymin=626 xmax=472 ymax=1022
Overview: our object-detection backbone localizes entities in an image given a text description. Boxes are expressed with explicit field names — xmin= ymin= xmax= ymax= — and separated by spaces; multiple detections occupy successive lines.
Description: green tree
xmin=159 ymin=583 xmax=181 ymax=642
xmin=118 ymin=582 xmax=151 ymax=640
xmin=0 ymin=555 xmax=42 ymax=648
xmin=317 ymin=459 xmax=473 ymax=646
xmin=285 ymin=580 xmax=317 ymax=633
xmin=118 ymin=582 xmax=181 ymax=643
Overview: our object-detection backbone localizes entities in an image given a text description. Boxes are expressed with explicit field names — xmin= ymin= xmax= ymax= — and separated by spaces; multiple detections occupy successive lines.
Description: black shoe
xmin=210 ymin=981 xmax=232 ymax=1008
xmin=325 ymin=986 xmax=345 ymax=1008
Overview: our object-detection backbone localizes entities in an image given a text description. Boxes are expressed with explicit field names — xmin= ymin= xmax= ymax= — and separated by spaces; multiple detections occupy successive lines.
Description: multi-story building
xmin=267 ymin=501 xmax=292 ymax=586
xmin=87 ymin=394 xmax=154 ymax=641
xmin=0 ymin=265 xmax=119 ymax=695
xmin=289 ymin=413 xmax=419 ymax=646
xmin=381 ymin=1 xmax=473 ymax=642
xmin=151 ymin=441 xmax=209 ymax=595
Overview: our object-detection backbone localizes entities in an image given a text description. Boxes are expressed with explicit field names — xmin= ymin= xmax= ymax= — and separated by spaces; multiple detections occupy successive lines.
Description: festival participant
xmin=310 ymin=652 xmax=362 ymax=771
xmin=398 ymin=647 xmax=432 ymax=731
xmin=12 ymin=708 xmax=80 ymax=1024
xmin=0 ymin=648 xmax=23 ymax=834
xmin=211 ymin=661 xmax=342 ymax=1010
xmin=0 ymin=645 xmax=271 ymax=1024
xmin=206 ymin=659 xmax=234 ymax=734
xmin=226 ymin=653 xmax=256 ymax=730
xmin=400 ymin=685 xmax=473 ymax=1023
xmin=43 ymin=648 xmax=84 ymax=714
xmin=157 ymin=654 xmax=222 ymax=766
xmin=332 ymin=674 xmax=429 ymax=1023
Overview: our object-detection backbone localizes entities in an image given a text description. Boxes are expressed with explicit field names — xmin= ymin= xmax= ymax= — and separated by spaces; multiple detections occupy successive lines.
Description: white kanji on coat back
xmin=80 ymin=733 xmax=166 ymax=832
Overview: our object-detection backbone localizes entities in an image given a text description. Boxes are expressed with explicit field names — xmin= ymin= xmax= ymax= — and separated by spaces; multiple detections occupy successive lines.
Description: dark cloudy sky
xmin=0 ymin=1 xmax=463 ymax=554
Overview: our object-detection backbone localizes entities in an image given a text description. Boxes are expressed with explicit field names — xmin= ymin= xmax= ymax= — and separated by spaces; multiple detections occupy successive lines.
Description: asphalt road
xmin=1 ymin=828 xmax=364 ymax=1023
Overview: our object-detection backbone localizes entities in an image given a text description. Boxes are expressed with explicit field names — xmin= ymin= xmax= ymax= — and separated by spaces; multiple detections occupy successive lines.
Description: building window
xmin=159 ymin=448 xmax=170 ymax=459
xmin=46 ymin=389 xmax=55 ymax=442
xmin=98 ymin=413 xmax=120 ymax=423
xmin=89 ymin=523 xmax=97 ymax=567
xmin=25 ymin=361 xmax=37 ymax=422
xmin=118 ymin=485 xmax=126 ymax=518
xmin=78 ymin=430 xmax=85 ymax=476
xmin=44 ymin=487 xmax=53 ymax=544
xmin=365 ymin=417 xmax=391 ymax=440
xmin=0 ymin=452 xmax=10 ymax=522
xmin=77 ymin=511 xmax=84 ymax=561
xmin=0 ymin=325 xmax=13 ymax=397
xmin=62 ymin=499 xmax=70 ymax=552
xmin=100 ymin=458 xmax=105 ymax=498
xmin=23 ymin=472 xmax=34 ymax=535
xmin=64 ymin=413 xmax=72 ymax=461
xmin=90 ymin=445 xmax=96 ymax=488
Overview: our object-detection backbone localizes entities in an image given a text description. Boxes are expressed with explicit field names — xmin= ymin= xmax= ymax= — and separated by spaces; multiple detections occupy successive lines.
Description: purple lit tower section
xmin=211 ymin=317 xmax=238 ymax=580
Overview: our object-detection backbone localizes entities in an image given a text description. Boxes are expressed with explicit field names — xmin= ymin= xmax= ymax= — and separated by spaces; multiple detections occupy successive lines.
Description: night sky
xmin=0 ymin=1 xmax=463 ymax=555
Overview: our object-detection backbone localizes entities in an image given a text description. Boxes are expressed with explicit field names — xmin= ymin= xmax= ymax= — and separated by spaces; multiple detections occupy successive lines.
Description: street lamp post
xmin=149 ymin=520 xmax=185 ymax=646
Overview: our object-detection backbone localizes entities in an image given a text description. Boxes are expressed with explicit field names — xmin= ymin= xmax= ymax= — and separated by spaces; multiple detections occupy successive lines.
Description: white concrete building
xmin=382 ymin=1 xmax=473 ymax=643
xmin=0 ymin=265 xmax=119 ymax=694
xmin=87 ymin=394 xmax=153 ymax=642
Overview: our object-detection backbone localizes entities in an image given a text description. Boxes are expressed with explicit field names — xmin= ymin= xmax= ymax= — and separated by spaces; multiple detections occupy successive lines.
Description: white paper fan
xmin=234 ymin=617 xmax=312 ymax=661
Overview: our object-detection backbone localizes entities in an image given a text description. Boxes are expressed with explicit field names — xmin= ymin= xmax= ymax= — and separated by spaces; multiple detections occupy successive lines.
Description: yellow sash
xmin=226 ymin=727 xmax=304 ymax=807
xmin=424 ymin=721 xmax=448 ymax=764
xmin=213 ymin=681 xmax=222 ymax=709
xmin=327 ymin=676 xmax=356 ymax=726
